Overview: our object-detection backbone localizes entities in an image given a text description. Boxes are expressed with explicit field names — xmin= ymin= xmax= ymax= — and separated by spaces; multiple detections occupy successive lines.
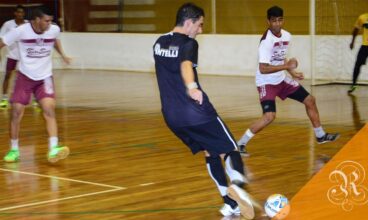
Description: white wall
xmin=2 ymin=32 xmax=366 ymax=81
xmin=53 ymin=33 xmax=312 ymax=77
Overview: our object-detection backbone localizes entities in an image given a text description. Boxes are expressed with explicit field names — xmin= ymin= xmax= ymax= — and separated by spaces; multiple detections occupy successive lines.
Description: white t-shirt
xmin=0 ymin=19 xmax=28 ymax=60
xmin=2 ymin=23 xmax=60 ymax=80
xmin=255 ymin=29 xmax=291 ymax=86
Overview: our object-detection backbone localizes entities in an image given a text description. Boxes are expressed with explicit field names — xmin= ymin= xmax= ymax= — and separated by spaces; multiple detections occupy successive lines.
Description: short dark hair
xmin=175 ymin=3 xmax=204 ymax=26
xmin=15 ymin=5 xmax=25 ymax=11
xmin=267 ymin=6 xmax=283 ymax=19
xmin=31 ymin=5 xmax=53 ymax=19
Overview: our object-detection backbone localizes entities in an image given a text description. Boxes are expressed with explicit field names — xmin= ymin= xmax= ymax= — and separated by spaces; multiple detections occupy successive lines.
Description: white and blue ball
xmin=264 ymin=194 xmax=290 ymax=219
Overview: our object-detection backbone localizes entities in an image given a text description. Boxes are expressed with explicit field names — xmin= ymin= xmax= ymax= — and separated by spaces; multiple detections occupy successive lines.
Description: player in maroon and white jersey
xmin=0 ymin=5 xmax=28 ymax=108
xmin=237 ymin=6 xmax=339 ymax=156
xmin=0 ymin=5 xmax=71 ymax=163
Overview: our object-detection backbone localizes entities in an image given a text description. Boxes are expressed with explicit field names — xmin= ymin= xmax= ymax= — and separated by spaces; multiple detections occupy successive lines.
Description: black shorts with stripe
xmin=169 ymin=117 xmax=238 ymax=157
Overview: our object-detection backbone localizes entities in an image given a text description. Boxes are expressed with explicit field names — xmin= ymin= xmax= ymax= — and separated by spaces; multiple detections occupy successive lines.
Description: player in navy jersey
xmin=153 ymin=3 xmax=254 ymax=219
xmin=237 ymin=6 xmax=339 ymax=156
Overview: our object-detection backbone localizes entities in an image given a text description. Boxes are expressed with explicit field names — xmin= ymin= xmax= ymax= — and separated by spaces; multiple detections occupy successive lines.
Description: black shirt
xmin=153 ymin=32 xmax=217 ymax=127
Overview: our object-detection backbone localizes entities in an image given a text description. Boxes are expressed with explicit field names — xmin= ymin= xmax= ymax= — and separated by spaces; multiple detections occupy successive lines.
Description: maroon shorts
xmin=10 ymin=72 xmax=55 ymax=105
xmin=257 ymin=77 xmax=300 ymax=102
xmin=6 ymin=58 xmax=18 ymax=76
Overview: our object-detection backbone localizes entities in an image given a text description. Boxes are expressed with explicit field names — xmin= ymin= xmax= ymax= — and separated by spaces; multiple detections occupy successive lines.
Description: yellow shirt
xmin=355 ymin=13 xmax=368 ymax=45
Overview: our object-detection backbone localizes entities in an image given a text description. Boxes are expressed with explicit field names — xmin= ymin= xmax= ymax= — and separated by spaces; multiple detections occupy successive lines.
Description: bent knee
xmin=304 ymin=95 xmax=316 ymax=106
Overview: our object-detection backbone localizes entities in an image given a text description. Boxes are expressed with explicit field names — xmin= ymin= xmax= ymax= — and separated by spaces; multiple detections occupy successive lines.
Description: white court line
xmin=0 ymin=168 xmax=124 ymax=189
xmin=139 ymin=182 xmax=155 ymax=186
xmin=0 ymin=168 xmax=126 ymax=211
xmin=0 ymin=188 xmax=123 ymax=211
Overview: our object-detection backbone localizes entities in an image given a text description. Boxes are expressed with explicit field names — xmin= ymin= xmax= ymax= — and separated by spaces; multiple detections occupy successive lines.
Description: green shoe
xmin=48 ymin=146 xmax=70 ymax=163
xmin=4 ymin=150 xmax=20 ymax=162
xmin=0 ymin=98 xmax=9 ymax=108
xmin=32 ymin=100 xmax=39 ymax=107
xmin=348 ymin=85 xmax=358 ymax=93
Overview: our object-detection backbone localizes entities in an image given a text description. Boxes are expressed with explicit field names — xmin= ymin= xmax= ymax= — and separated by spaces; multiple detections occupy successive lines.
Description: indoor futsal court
xmin=1 ymin=0 xmax=368 ymax=219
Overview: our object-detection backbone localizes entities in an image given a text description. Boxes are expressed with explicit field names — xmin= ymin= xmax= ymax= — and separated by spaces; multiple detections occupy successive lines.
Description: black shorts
xmin=169 ymin=117 xmax=238 ymax=157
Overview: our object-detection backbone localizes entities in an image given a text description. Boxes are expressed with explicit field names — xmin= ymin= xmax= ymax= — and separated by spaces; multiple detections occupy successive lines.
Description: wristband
xmin=186 ymin=82 xmax=198 ymax=90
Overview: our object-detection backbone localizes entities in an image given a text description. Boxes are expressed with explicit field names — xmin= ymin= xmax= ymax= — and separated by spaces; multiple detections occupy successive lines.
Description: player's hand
xmin=188 ymin=88 xmax=203 ymax=105
xmin=286 ymin=58 xmax=298 ymax=70
xmin=349 ymin=42 xmax=354 ymax=50
xmin=62 ymin=56 xmax=72 ymax=65
xmin=289 ymin=70 xmax=304 ymax=80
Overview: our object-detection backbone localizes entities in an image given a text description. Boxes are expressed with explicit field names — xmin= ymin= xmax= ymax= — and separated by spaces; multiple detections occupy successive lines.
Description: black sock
xmin=223 ymin=195 xmax=238 ymax=209
xmin=224 ymin=151 xmax=245 ymax=175
xmin=205 ymin=156 xmax=228 ymax=196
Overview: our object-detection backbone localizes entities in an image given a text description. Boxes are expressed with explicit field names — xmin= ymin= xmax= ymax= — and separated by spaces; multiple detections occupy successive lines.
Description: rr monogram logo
xmin=327 ymin=161 xmax=368 ymax=211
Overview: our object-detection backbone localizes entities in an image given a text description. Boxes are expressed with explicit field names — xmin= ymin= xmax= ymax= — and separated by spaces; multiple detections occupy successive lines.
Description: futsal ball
xmin=264 ymin=194 xmax=290 ymax=220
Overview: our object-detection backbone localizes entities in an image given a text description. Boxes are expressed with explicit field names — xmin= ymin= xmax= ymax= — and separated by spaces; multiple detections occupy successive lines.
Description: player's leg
xmin=3 ymin=72 xmax=30 ymax=162
xmin=204 ymin=151 xmax=240 ymax=217
xmin=170 ymin=124 xmax=252 ymax=217
xmin=349 ymin=46 xmax=368 ymax=93
xmin=288 ymin=86 xmax=339 ymax=144
xmin=238 ymin=103 xmax=276 ymax=155
xmin=36 ymin=77 xmax=69 ymax=163
xmin=1 ymin=58 xmax=18 ymax=108
xmin=214 ymin=117 xmax=248 ymax=186
xmin=185 ymin=118 xmax=254 ymax=218
xmin=238 ymin=84 xmax=278 ymax=156
xmin=3 ymin=103 xmax=26 ymax=162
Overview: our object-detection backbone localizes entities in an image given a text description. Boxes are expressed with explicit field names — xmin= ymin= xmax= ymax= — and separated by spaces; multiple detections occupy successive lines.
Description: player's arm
xmin=258 ymin=39 xmax=295 ymax=74
xmin=350 ymin=27 xmax=359 ymax=50
xmin=259 ymin=58 xmax=297 ymax=74
xmin=283 ymin=58 xmax=304 ymax=80
xmin=0 ymin=38 xmax=6 ymax=50
xmin=54 ymin=39 xmax=71 ymax=64
xmin=259 ymin=62 xmax=291 ymax=74
xmin=350 ymin=15 xmax=363 ymax=50
xmin=181 ymin=60 xmax=203 ymax=105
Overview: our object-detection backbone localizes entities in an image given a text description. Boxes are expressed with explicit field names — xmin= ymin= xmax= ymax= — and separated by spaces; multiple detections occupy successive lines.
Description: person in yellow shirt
xmin=349 ymin=13 xmax=368 ymax=93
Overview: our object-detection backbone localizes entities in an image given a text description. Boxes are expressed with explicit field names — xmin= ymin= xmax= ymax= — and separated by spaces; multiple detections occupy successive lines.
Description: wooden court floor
xmin=0 ymin=69 xmax=366 ymax=220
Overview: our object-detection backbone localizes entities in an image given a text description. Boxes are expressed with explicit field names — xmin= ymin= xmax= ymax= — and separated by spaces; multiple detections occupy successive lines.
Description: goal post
xmin=310 ymin=0 xmax=368 ymax=85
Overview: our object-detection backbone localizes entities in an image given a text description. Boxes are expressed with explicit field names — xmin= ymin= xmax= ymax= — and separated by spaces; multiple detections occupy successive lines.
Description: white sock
xmin=2 ymin=94 xmax=8 ymax=100
xmin=314 ymin=126 xmax=326 ymax=138
xmin=10 ymin=139 xmax=19 ymax=151
xmin=237 ymin=129 xmax=255 ymax=146
xmin=49 ymin=137 xmax=58 ymax=150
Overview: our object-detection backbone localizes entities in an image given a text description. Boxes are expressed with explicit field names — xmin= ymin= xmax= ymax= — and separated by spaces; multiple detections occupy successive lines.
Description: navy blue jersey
xmin=153 ymin=32 xmax=217 ymax=127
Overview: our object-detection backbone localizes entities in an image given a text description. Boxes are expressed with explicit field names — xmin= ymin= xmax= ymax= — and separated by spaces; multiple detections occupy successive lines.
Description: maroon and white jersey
xmin=0 ymin=19 xmax=28 ymax=60
xmin=2 ymin=23 xmax=60 ymax=80
xmin=256 ymin=29 xmax=291 ymax=86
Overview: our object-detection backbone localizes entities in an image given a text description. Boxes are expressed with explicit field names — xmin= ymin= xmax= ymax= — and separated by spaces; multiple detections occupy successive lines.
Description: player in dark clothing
xmin=153 ymin=3 xmax=254 ymax=219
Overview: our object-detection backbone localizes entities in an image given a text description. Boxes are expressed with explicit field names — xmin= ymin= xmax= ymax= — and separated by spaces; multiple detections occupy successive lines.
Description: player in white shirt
xmin=0 ymin=5 xmax=71 ymax=163
xmin=0 ymin=5 xmax=28 ymax=108
xmin=237 ymin=6 xmax=339 ymax=156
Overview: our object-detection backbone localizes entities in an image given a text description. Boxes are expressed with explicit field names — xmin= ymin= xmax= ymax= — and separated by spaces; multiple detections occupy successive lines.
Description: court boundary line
xmin=0 ymin=168 xmax=125 ymax=211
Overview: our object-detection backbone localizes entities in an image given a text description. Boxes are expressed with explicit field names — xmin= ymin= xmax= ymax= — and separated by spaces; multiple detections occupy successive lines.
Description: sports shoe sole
xmin=317 ymin=134 xmax=340 ymax=144
xmin=48 ymin=147 xmax=70 ymax=163
xmin=227 ymin=184 xmax=255 ymax=219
